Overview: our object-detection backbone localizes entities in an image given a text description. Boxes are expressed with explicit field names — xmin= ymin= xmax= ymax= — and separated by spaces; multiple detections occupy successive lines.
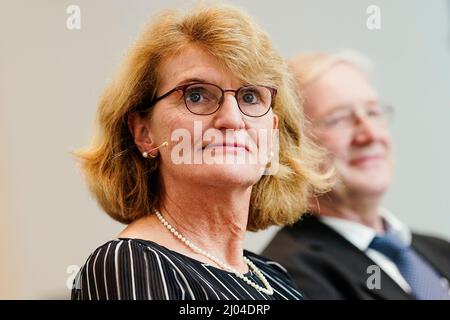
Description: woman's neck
xmin=158 ymin=180 xmax=252 ymax=272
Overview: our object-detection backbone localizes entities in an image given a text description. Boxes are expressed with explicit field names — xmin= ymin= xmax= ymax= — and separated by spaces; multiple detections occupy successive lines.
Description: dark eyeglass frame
xmin=141 ymin=82 xmax=277 ymax=118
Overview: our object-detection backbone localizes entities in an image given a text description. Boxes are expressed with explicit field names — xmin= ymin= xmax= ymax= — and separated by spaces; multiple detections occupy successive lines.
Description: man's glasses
xmin=143 ymin=82 xmax=277 ymax=118
xmin=313 ymin=104 xmax=394 ymax=131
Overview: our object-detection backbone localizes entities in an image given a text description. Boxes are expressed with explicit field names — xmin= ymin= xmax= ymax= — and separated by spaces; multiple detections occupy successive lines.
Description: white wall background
xmin=1 ymin=0 xmax=449 ymax=299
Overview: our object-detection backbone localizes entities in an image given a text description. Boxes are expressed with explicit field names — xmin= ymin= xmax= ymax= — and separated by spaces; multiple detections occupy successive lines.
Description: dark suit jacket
xmin=262 ymin=214 xmax=450 ymax=300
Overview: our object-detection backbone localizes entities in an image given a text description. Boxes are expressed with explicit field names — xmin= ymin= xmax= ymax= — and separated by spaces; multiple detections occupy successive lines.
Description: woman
xmin=72 ymin=4 xmax=330 ymax=300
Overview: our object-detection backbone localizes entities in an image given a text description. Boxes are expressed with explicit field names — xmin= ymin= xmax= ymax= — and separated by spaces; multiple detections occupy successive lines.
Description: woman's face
xmin=147 ymin=44 xmax=278 ymax=189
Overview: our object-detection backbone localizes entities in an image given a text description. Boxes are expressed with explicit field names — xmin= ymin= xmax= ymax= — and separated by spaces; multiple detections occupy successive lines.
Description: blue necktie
xmin=369 ymin=230 xmax=450 ymax=300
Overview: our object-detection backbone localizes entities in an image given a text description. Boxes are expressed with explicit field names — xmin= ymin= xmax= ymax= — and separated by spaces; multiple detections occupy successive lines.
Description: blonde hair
xmin=75 ymin=4 xmax=332 ymax=231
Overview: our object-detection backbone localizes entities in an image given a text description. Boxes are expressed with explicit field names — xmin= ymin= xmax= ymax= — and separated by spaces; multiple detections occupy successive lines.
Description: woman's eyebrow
xmin=175 ymin=77 xmax=212 ymax=86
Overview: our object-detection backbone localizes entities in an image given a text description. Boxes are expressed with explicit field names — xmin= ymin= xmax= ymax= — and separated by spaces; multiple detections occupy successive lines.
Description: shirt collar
xmin=318 ymin=208 xmax=412 ymax=251
xmin=380 ymin=208 xmax=412 ymax=246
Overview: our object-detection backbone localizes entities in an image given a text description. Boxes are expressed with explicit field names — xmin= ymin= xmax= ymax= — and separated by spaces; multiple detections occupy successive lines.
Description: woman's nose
xmin=212 ymin=93 xmax=245 ymax=130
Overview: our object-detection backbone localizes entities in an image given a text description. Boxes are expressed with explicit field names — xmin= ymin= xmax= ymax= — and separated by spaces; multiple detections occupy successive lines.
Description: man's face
xmin=303 ymin=63 xmax=394 ymax=199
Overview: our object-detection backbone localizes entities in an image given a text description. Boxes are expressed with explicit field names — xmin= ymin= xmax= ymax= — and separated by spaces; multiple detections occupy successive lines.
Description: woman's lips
xmin=203 ymin=143 xmax=249 ymax=153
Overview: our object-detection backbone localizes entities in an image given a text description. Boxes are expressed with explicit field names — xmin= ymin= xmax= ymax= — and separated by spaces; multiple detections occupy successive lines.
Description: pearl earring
xmin=143 ymin=151 xmax=158 ymax=159
xmin=265 ymin=151 xmax=275 ymax=170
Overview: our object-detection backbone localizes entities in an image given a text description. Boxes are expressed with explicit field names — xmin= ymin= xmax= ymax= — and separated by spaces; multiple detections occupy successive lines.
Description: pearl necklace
xmin=155 ymin=210 xmax=274 ymax=295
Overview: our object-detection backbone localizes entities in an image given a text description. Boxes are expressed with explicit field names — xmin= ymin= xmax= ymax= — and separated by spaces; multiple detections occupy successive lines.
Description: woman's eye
xmin=186 ymin=86 xmax=216 ymax=104
xmin=188 ymin=92 xmax=202 ymax=103
xmin=242 ymin=92 xmax=257 ymax=104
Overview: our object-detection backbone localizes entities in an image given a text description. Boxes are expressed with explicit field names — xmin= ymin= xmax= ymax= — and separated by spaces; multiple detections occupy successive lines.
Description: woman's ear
xmin=273 ymin=113 xmax=279 ymax=130
xmin=127 ymin=112 xmax=155 ymax=153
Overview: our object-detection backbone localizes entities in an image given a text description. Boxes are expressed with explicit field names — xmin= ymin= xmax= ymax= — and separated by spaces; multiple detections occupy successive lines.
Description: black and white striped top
xmin=71 ymin=238 xmax=304 ymax=300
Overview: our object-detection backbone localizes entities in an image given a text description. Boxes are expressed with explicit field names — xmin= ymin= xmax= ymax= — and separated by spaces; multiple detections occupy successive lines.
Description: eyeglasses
xmin=313 ymin=104 xmax=394 ymax=131
xmin=144 ymin=82 xmax=277 ymax=117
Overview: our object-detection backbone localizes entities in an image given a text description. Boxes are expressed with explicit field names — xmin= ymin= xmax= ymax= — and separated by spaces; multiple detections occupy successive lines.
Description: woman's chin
xmin=195 ymin=163 xmax=263 ymax=187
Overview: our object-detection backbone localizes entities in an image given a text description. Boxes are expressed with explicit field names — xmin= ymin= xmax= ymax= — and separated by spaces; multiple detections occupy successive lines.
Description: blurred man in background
xmin=263 ymin=52 xmax=450 ymax=300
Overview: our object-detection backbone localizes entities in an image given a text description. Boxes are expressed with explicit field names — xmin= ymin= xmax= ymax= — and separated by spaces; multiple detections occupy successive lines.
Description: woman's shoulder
xmin=72 ymin=238 xmax=184 ymax=300
xmin=79 ymin=238 xmax=179 ymax=269
xmin=91 ymin=237 xmax=162 ymax=251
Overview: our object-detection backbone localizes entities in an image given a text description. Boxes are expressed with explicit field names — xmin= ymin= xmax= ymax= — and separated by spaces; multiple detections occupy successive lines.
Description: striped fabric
xmin=71 ymin=238 xmax=304 ymax=300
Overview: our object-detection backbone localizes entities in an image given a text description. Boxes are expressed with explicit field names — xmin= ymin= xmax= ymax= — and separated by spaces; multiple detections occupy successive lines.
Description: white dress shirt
xmin=319 ymin=209 xmax=412 ymax=293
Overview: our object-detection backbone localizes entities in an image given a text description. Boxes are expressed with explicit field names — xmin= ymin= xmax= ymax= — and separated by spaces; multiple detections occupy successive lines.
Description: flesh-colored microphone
xmin=143 ymin=141 xmax=168 ymax=158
